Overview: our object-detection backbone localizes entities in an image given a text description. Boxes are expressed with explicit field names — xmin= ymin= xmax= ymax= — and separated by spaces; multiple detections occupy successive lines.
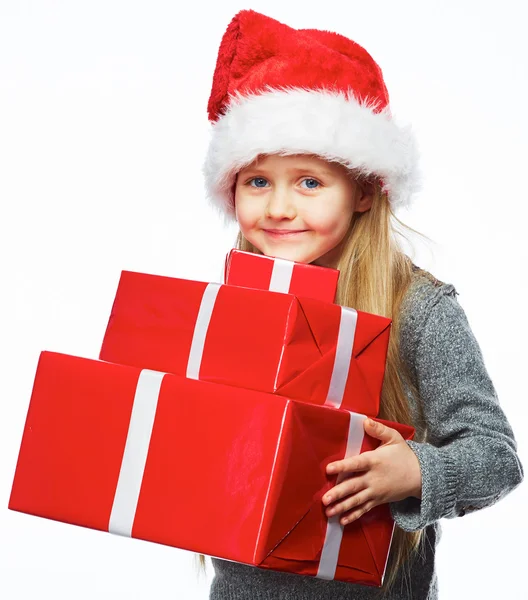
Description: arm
xmin=390 ymin=286 xmax=524 ymax=532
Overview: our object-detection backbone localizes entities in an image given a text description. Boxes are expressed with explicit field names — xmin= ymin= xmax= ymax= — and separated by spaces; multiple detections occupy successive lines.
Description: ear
xmin=354 ymin=180 xmax=375 ymax=213
xmin=232 ymin=179 xmax=239 ymax=221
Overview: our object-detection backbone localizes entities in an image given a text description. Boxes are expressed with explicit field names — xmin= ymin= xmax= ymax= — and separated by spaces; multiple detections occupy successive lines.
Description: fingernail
xmin=324 ymin=495 xmax=332 ymax=504
xmin=327 ymin=464 xmax=336 ymax=472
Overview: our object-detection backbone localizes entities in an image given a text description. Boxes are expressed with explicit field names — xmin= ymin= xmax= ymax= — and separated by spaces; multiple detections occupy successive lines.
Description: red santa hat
xmin=203 ymin=10 xmax=420 ymax=219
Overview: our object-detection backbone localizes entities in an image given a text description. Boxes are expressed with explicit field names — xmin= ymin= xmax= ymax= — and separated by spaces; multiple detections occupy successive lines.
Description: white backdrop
xmin=1 ymin=1 xmax=526 ymax=598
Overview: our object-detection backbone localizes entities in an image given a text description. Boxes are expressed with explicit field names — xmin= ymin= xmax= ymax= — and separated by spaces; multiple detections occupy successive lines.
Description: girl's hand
xmin=322 ymin=418 xmax=422 ymax=525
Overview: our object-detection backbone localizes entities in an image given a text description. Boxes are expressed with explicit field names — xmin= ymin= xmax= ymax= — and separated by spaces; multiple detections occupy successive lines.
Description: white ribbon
xmin=268 ymin=258 xmax=295 ymax=293
xmin=186 ymin=283 xmax=221 ymax=380
xmin=108 ymin=369 xmax=165 ymax=537
xmin=316 ymin=412 xmax=366 ymax=580
xmin=324 ymin=307 xmax=358 ymax=409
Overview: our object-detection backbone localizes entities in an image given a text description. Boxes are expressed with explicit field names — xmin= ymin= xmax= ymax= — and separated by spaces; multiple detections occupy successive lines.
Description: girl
xmin=199 ymin=9 xmax=523 ymax=600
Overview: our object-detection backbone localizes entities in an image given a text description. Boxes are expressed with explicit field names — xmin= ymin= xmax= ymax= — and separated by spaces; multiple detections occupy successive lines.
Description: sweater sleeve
xmin=390 ymin=285 xmax=524 ymax=532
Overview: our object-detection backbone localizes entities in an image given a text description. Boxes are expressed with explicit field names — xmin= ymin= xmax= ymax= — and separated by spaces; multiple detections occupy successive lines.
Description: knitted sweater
xmin=208 ymin=269 xmax=524 ymax=600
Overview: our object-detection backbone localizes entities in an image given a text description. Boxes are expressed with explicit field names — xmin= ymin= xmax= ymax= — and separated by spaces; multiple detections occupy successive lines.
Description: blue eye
xmin=249 ymin=177 xmax=269 ymax=188
xmin=301 ymin=178 xmax=320 ymax=189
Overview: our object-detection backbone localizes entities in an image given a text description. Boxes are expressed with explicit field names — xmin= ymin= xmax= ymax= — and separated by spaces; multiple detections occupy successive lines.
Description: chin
xmin=261 ymin=247 xmax=320 ymax=264
xmin=247 ymin=235 xmax=330 ymax=264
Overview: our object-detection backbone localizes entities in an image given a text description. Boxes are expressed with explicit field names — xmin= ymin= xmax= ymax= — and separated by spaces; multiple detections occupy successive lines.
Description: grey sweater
xmin=209 ymin=269 xmax=524 ymax=600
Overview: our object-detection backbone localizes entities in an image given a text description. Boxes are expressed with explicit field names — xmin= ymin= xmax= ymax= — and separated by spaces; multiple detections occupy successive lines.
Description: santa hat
xmin=203 ymin=10 xmax=420 ymax=219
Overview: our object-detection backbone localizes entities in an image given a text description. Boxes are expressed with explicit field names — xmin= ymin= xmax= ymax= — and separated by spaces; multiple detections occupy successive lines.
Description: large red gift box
xmin=224 ymin=249 xmax=339 ymax=303
xmin=9 ymin=352 xmax=413 ymax=586
xmin=99 ymin=271 xmax=391 ymax=416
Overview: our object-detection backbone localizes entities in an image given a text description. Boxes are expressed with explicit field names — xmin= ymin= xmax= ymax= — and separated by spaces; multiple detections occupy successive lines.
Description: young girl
xmin=199 ymin=9 xmax=523 ymax=600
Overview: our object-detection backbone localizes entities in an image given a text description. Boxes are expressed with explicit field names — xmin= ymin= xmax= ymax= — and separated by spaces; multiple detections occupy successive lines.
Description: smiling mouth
xmin=262 ymin=229 xmax=309 ymax=236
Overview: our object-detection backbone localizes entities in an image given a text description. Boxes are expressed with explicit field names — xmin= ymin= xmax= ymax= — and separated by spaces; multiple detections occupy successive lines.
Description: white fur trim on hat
xmin=203 ymin=88 xmax=421 ymax=219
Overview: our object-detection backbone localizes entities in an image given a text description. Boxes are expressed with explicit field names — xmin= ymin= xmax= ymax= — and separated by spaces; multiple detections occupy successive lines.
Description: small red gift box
xmin=224 ymin=249 xmax=339 ymax=303
xmin=99 ymin=271 xmax=391 ymax=415
xmin=9 ymin=352 xmax=414 ymax=586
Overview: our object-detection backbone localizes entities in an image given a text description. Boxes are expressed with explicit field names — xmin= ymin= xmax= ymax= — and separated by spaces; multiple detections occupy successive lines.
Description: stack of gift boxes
xmin=9 ymin=250 xmax=413 ymax=587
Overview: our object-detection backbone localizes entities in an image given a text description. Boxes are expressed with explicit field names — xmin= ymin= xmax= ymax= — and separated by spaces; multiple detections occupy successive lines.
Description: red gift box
xmin=9 ymin=351 xmax=414 ymax=586
xmin=224 ymin=249 xmax=339 ymax=303
xmin=99 ymin=271 xmax=391 ymax=416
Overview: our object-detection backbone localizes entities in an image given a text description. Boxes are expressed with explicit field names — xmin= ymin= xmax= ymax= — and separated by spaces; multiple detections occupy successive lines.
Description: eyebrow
xmin=240 ymin=165 xmax=335 ymax=178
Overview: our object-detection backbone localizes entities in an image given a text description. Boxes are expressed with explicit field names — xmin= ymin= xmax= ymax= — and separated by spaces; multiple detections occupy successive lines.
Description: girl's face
xmin=234 ymin=154 xmax=374 ymax=266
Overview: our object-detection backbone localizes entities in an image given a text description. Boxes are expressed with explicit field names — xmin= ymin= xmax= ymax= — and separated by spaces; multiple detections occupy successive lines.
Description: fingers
xmin=341 ymin=499 xmax=377 ymax=525
xmin=363 ymin=418 xmax=403 ymax=444
xmin=323 ymin=474 xmax=368 ymax=508
xmin=326 ymin=421 xmax=404 ymax=475
xmin=326 ymin=450 xmax=377 ymax=475
xmin=324 ymin=486 xmax=371 ymax=519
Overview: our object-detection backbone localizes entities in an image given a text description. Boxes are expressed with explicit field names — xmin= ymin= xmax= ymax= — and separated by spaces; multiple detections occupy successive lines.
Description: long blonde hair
xmin=197 ymin=173 xmax=427 ymax=590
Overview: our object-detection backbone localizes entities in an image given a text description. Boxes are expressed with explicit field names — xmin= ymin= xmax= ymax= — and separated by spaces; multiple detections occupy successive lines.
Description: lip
xmin=262 ymin=228 xmax=309 ymax=238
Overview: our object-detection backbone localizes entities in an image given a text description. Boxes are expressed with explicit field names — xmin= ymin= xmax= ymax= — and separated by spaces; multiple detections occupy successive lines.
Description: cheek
xmin=236 ymin=209 xmax=265 ymax=253
xmin=304 ymin=204 xmax=352 ymax=237
xmin=234 ymin=193 xmax=262 ymax=236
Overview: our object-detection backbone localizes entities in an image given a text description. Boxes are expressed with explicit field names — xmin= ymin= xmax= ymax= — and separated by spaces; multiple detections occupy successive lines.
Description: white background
xmin=1 ymin=1 xmax=527 ymax=598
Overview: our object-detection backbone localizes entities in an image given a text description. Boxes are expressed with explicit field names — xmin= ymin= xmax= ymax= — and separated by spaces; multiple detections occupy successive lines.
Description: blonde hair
xmin=197 ymin=171 xmax=428 ymax=590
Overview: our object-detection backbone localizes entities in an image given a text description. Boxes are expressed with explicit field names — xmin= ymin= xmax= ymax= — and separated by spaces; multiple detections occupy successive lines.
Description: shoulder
xmin=399 ymin=264 xmax=463 ymax=366
xmin=403 ymin=264 xmax=459 ymax=318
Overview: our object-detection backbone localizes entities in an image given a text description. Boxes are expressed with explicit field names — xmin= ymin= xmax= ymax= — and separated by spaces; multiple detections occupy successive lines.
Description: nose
xmin=265 ymin=187 xmax=296 ymax=220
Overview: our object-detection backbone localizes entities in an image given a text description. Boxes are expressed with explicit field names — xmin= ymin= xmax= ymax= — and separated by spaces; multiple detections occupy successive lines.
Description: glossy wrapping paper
xmin=9 ymin=352 xmax=414 ymax=586
xmin=224 ymin=249 xmax=339 ymax=302
xmin=99 ymin=270 xmax=391 ymax=416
